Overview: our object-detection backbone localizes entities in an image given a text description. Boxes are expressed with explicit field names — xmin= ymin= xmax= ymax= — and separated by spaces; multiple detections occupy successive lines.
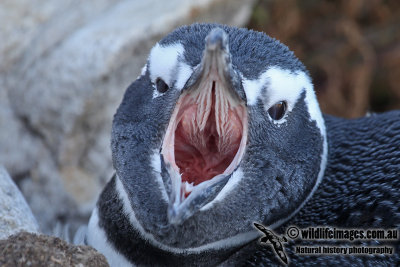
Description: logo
xmin=254 ymin=224 xmax=398 ymax=264
xmin=254 ymin=222 xmax=288 ymax=265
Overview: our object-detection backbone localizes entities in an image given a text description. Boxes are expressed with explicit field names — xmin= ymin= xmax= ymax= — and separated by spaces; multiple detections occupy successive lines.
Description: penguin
xmin=86 ymin=23 xmax=400 ymax=266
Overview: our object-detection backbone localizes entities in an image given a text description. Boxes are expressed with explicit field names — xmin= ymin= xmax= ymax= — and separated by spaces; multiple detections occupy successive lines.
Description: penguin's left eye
xmin=155 ymin=78 xmax=169 ymax=93
xmin=268 ymin=101 xmax=287 ymax=120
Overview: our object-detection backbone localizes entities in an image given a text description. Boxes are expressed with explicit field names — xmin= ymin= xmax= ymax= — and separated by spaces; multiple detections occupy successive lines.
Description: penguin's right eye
xmin=268 ymin=101 xmax=287 ymax=120
xmin=155 ymin=78 xmax=169 ymax=93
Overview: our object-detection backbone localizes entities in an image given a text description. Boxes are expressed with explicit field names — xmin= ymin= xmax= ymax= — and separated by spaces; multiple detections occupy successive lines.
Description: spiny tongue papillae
xmin=174 ymin=80 xmax=243 ymax=188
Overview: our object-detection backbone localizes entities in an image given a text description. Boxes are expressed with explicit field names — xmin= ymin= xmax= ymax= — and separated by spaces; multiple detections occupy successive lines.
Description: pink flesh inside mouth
xmin=162 ymin=74 xmax=248 ymax=198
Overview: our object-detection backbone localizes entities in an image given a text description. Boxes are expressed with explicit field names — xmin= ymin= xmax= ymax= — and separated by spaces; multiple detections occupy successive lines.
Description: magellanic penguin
xmin=87 ymin=24 xmax=400 ymax=266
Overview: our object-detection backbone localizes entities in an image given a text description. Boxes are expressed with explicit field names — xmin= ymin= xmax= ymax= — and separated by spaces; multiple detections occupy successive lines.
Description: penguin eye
xmin=268 ymin=101 xmax=287 ymax=120
xmin=155 ymin=78 xmax=169 ymax=93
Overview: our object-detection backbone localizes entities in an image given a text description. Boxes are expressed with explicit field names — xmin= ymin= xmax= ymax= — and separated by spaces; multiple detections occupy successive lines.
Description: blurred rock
xmin=0 ymin=0 xmax=256 ymax=232
xmin=0 ymin=167 xmax=39 ymax=240
xmin=0 ymin=232 xmax=109 ymax=267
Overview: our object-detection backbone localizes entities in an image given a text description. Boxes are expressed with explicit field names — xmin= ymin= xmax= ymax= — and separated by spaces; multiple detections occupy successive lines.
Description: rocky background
xmin=0 ymin=0 xmax=256 ymax=237
xmin=0 ymin=232 xmax=109 ymax=267
xmin=0 ymin=0 xmax=399 ymax=259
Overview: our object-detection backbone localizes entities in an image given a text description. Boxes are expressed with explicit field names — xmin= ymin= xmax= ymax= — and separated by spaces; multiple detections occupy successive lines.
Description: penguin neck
xmin=288 ymin=112 xmax=400 ymax=228
xmin=95 ymin=175 xmax=243 ymax=266
xmin=242 ymin=112 xmax=400 ymax=265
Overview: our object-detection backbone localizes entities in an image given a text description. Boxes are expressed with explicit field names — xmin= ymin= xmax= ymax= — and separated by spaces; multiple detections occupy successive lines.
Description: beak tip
xmin=206 ymin=27 xmax=228 ymax=52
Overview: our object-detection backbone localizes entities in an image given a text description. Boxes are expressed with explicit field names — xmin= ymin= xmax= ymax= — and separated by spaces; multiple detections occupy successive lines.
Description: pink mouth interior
xmin=174 ymin=82 xmax=243 ymax=185
xmin=162 ymin=77 xmax=247 ymax=197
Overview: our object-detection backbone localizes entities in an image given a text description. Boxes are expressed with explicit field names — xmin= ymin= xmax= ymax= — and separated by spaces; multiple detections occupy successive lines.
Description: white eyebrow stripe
xmin=262 ymin=67 xmax=305 ymax=112
xmin=242 ymin=67 xmax=304 ymax=108
xmin=242 ymin=67 xmax=324 ymax=132
xmin=175 ymin=62 xmax=192 ymax=90
xmin=302 ymin=72 xmax=326 ymax=136
xmin=148 ymin=43 xmax=185 ymax=86
xmin=241 ymin=76 xmax=263 ymax=106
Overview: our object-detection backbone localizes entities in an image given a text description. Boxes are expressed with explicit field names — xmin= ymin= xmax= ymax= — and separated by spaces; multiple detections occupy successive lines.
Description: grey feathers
xmin=160 ymin=23 xmax=306 ymax=79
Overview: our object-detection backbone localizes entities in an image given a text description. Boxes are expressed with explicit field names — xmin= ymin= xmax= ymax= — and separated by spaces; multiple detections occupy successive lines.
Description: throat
xmin=161 ymin=76 xmax=248 ymax=198
xmin=174 ymin=81 xmax=242 ymax=186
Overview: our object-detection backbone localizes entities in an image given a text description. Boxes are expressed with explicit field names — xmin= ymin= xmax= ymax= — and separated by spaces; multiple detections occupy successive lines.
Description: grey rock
xmin=0 ymin=232 xmax=109 ymax=267
xmin=0 ymin=167 xmax=39 ymax=240
xmin=0 ymin=0 xmax=256 ymax=232
xmin=0 ymin=81 xmax=45 ymax=177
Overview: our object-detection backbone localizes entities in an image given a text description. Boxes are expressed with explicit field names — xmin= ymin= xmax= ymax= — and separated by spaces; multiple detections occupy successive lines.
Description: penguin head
xmin=112 ymin=24 xmax=327 ymax=253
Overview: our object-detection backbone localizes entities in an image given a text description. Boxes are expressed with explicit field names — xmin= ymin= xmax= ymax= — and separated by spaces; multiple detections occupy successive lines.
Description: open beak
xmin=161 ymin=28 xmax=248 ymax=224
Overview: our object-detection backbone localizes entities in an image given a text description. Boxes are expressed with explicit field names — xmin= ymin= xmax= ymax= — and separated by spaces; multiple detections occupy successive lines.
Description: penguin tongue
xmin=174 ymin=81 xmax=243 ymax=186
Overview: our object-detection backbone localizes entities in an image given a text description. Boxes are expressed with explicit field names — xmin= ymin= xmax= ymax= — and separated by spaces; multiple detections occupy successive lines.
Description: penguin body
xmin=243 ymin=112 xmax=400 ymax=266
xmin=86 ymin=24 xmax=400 ymax=266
